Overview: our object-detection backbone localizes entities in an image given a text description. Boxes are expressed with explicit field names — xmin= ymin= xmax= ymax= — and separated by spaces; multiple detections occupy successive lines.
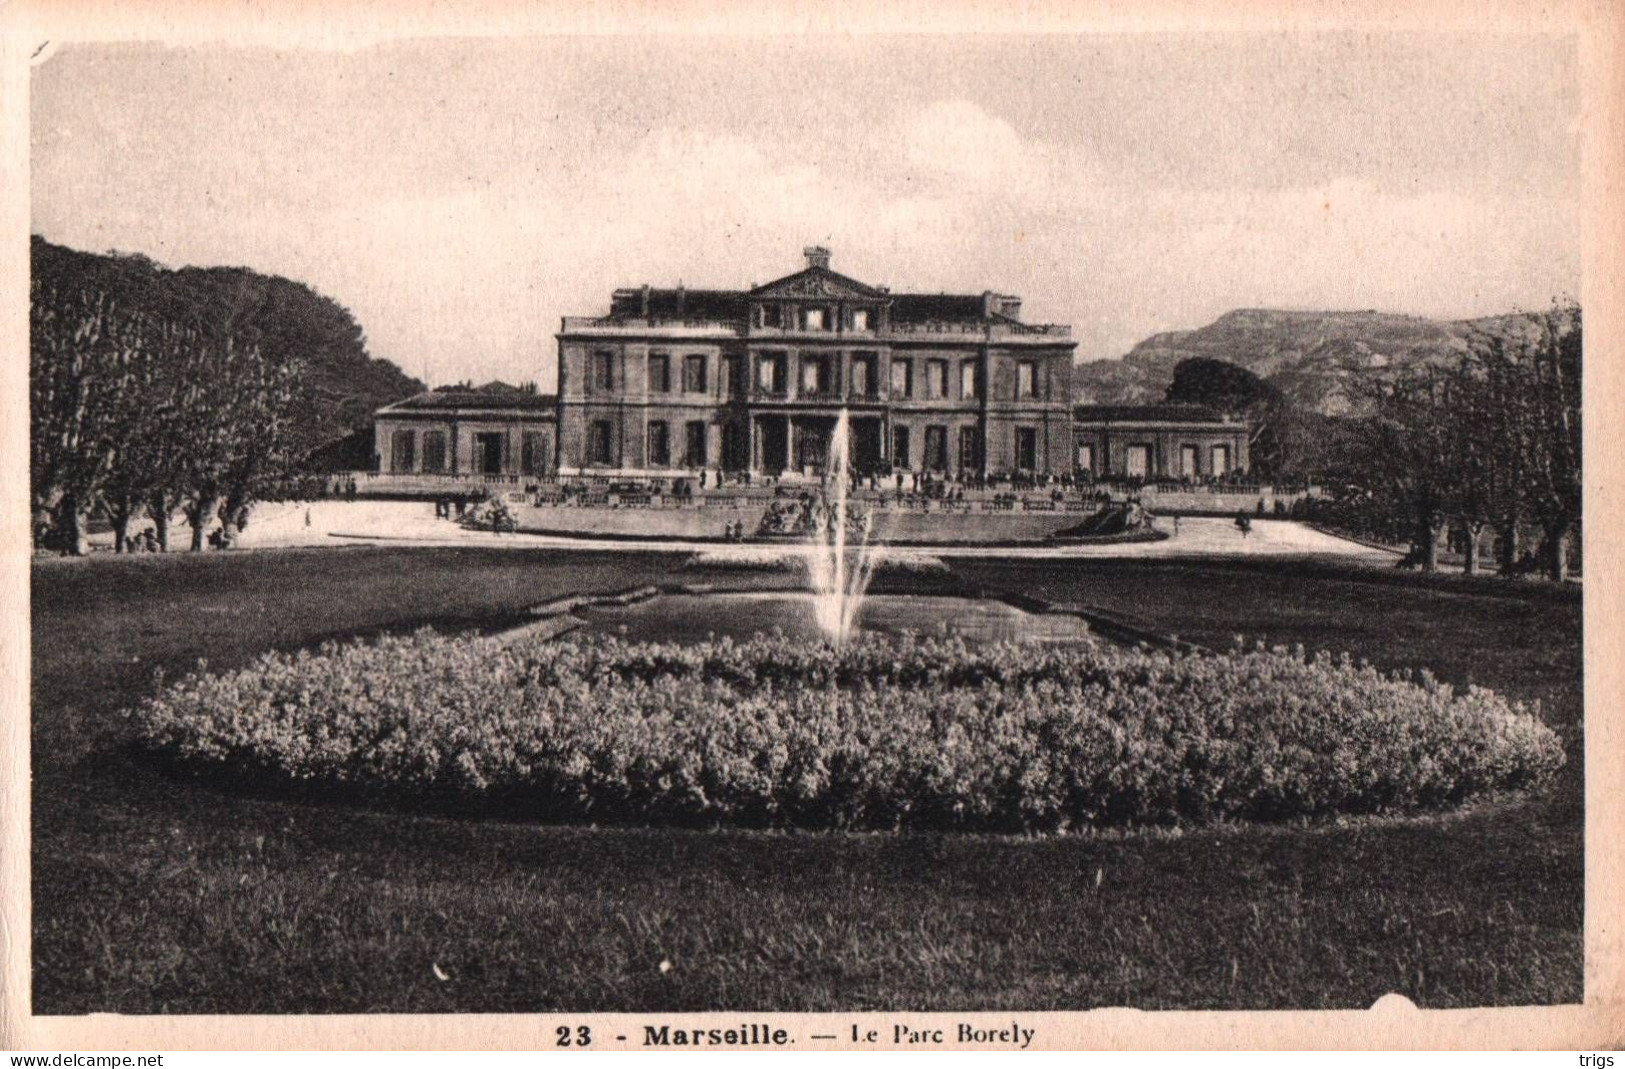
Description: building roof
xmin=889 ymin=293 xmax=988 ymax=324
xmin=608 ymin=288 xmax=749 ymax=321
xmin=1074 ymin=403 xmax=1234 ymax=424
xmin=592 ymin=249 xmax=1029 ymax=327
xmin=599 ymin=286 xmax=1001 ymax=326
xmin=384 ymin=381 xmax=558 ymax=414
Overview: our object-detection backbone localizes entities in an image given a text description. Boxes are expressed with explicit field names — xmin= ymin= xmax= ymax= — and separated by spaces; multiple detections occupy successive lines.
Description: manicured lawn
xmin=31 ymin=547 xmax=1582 ymax=1012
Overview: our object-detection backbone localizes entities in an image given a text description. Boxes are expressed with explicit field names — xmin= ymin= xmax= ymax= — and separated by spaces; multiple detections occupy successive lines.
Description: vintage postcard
xmin=2 ymin=0 xmax=1621 ymax=1052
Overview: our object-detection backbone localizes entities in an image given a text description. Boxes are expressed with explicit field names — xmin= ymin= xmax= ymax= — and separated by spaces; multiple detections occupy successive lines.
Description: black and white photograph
xmin=5 ymin=0 xmax=1620 ymax=1052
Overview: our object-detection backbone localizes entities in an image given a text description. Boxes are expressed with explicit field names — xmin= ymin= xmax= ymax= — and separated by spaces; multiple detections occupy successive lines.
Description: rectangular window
xmin=926 ymin=361 xmax=948 ymax=400
xmin=960 ymin=361 xmax=980 ymax=401
xmin=892 ymin=426 xmax=911 ymax=469
xmin=1075 ymin=442 xmax=1094 ymax=474
xmin=850 ymin=357 xmax=870 ymax=398
xmin=390 ymin=429 xmax=416 ymax=472
xmin=800 ymin=358 xmax=821 ymax=394
xmin=1126 ymin=444 xmax=1152 ymax=478
xmin=521 ymin=431 xmax=548 ymax=476
xmin=1016 ymin=427 xmax=1038 ymax=471
xmin=594 ymin=351 xmax=615 ymax=392
xmin=889 ymin=359 xmax=912 ymax=399
xmin=1211 ymin=444 xmax=1232 ymax=476
xmin=422 ymin=430 xmax=447 ymax=473
xmin=958 ymin=426 xmax=980 ymax=472
xmin=722 ymin=421 xmax=745 ymax=469
xmin=1017 ymin=361 xmax=1037 ymax=399
xmin=685 ymin=421 xmax=708 ymax=468
xmin=647 ymin=421 xmax=670 ymax=467
xmin=588 ymin=420 xmax=613 ymax=466
xmin=476 ymin=432 xmax=506 ymax=475
xmin=761 ymin=304 xmax=782 ymax=328
xmin=803 ymin=307 xmax=825 ymax=331
xmin=683 ymin=354 xmax=707 ymax=393
xmin=924 ymin=426 xmax=949 ymax=470
xmin=757 ymin=353 xmax=787 ymax=393
xmin=1180 ymin=444 xmax=1201 ymax=477
xmin=648 ymin=353 xmax=670 ymax=393
xmin=852 ymin=309 xmax=869 ymax=331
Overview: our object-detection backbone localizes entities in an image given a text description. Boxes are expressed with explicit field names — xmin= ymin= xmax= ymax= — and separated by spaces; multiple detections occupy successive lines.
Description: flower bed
xmin=133 ymin=631 xmax=1564 ymax=831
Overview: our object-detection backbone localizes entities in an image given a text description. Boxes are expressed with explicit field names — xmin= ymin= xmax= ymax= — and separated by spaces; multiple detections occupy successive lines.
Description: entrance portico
xmin=750 ymin=413 xmax=884 ymax=477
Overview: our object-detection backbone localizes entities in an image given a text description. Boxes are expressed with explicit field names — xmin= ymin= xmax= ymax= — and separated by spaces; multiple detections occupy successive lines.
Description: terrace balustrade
xmin=561 ymin=315 xmax=738 ymax=335
xmin=562 ymin=315 xmax=1071 ymax=341
xmin=888 ymin=321 xmax=1072 ymax=340
xmin=364 ymin=471 xmax=529 ymax=489
xmin=796 ymin=388 xmax=845 ymax=404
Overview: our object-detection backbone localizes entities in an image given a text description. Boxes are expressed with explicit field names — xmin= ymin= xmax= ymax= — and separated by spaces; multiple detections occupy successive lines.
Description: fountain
xmin=802 ymin=409 xmax=881 ymax=645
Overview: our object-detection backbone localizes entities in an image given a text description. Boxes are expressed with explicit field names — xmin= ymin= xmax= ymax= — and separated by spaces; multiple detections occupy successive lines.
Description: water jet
xmin=801 ymin=409 xmax=881 ymax=645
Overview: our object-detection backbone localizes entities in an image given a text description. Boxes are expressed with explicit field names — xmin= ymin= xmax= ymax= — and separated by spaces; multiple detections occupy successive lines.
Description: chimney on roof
xmin=804 ymin=245 xmax=831 ymax=271
xmin=640 ymin=284 xmax=650 ymax=318
xmin=982 ymin=291 xmax=1022 ymax=320
xmin=676 ymin=282 xmax=686 ymax=315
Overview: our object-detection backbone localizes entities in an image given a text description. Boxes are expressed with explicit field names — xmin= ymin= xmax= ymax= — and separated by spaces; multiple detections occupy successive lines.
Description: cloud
xmin=31 ymin=48 xmax=1579 ymax=387
xmin=903 ymin=99 xmax=1028 ymax=182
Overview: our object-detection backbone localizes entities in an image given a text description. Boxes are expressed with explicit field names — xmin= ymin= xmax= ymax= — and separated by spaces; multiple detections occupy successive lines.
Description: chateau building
xmin=557 ymin=246 xmax=1077 ymax=479
xmin=372 ymin=248 xmax=1250 ymax=482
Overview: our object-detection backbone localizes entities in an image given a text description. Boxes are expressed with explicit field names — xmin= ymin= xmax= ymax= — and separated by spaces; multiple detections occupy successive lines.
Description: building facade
xmin=1073 ymin=405 xmax=1250 ymax=480
xmin=373 ymin=382 xmax=557 ymax=478
xmin=556 ymin=247 xmax=1077 ymax=478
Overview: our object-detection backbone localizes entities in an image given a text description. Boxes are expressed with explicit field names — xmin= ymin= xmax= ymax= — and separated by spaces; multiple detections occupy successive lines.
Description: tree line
xmin=1351 ymin=305 xmax=1581 ymax=580
xmin=29 ymin=238 xmax=379 ymax=555
xmin=1163 ymin=305 xmax=1581 ymax=580
xmin=1288 ymin=306 xmax=1581 ymax=580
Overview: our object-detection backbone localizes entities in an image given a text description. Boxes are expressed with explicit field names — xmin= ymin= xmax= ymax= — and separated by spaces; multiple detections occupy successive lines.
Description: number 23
xmin=557 ymin=1025 xmax=592 ymax=1047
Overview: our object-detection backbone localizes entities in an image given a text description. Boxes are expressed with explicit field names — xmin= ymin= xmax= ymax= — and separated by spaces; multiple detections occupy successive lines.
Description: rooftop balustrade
xmin=560 ymin=315 xmax=1071 ymax=341
xmin=561 ymin=315 xmax=741 ymax=335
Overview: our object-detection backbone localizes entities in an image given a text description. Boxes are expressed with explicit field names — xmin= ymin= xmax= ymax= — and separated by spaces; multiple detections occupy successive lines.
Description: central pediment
xmin=750 ymin=266 xmax=887 ymax=302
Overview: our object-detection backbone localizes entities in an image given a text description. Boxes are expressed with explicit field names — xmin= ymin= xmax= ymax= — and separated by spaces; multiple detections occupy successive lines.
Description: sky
xmin=31 ymin=34 xmax=1579 ymax=389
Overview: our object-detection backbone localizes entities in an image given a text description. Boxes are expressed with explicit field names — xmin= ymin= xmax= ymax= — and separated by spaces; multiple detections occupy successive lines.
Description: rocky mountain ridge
xmin=1075 ymin=307 xmax=1551 ymax=415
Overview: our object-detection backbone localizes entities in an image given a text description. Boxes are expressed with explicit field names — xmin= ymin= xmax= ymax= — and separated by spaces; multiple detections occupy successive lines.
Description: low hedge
xmin=133 ymin=630 xmax=1564 ymax=831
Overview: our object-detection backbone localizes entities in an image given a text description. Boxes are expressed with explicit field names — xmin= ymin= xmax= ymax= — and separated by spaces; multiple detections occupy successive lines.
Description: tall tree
xmin=1165 ymin=357 xmax=1297 ymax=477
xmin=175 ymin=336 xmax=259 ymax=551
xmin=1450 ymin=332 xmax=1533 ymax=577
xmin=30 ymin=281 xmax=147 ymax=554
xmin=1517 ymin=307 xmax=1582 ymax=580
xmin=1359 ymin=370 xmax=1458 ymax=571
xmin=216 ymin=355 xmax=301 ymax=547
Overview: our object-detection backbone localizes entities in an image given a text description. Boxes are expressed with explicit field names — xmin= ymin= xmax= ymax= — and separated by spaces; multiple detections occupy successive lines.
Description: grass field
xmin=31 ymin=547 xmax=1582 ymax=1013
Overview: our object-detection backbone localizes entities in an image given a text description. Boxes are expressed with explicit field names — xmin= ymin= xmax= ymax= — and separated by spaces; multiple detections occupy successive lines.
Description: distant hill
xmin=31 ymin=237 xmax=424 ymax=461
xmin=1074 ymin=308 xmax=1553 ymax=415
